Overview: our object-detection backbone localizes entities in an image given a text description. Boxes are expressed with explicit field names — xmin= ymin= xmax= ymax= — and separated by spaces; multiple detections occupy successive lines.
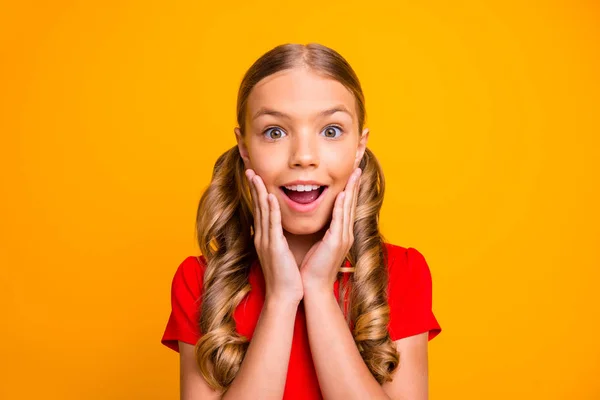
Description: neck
xmin=283 ymin=227 xmax=327 ymax=267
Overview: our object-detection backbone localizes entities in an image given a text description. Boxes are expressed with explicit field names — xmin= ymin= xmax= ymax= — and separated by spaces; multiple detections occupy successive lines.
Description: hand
xmin=299 ymin=167 xmax=362 ymax=292
xmin=245 ymin=169 xmax=304 ymax=305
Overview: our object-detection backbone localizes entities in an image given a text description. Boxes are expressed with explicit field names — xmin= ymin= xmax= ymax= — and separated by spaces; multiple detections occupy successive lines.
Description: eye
xmin=263 ymin=127 xmax=287 ymax=140
xmin=321 ymin=125 xmax=343 ymax=139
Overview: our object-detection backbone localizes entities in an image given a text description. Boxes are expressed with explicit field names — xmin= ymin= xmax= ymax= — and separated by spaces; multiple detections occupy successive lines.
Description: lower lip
xmin=280 ymin=187 xmax=328 ymax=213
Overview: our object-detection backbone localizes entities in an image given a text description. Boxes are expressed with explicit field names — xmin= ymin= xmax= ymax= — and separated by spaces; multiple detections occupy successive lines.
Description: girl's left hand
xmin=299 ymin=167 xmax=362 ymax=292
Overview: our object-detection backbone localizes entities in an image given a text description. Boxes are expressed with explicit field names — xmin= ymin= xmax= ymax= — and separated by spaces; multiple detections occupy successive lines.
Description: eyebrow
xmin=251 ymin=105 xmax=353 ymax=121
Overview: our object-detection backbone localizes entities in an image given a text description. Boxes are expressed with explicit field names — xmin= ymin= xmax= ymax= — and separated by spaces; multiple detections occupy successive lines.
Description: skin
xmin=178 ymin=65 xmax=430 ymax=400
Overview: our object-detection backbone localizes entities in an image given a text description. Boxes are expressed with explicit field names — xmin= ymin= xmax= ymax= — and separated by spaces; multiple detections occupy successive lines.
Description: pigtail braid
xmin=338 ymin=148 xmax=400 ymax=383
xmin=194 ymin=145 xmax=255 ymax=392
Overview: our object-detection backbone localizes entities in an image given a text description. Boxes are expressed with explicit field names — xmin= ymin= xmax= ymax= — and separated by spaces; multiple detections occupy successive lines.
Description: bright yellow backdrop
xmin=1 ymin=1 xmax=598 ymax=399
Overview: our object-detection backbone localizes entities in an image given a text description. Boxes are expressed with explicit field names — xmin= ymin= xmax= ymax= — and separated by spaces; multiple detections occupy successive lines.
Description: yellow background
xmin=1 ymin=1 xmax=599 ymax=398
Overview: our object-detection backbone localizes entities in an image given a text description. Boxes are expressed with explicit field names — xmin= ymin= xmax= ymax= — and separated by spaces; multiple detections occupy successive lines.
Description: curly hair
xmin=193 ymin=43 xmax=399 ymax=393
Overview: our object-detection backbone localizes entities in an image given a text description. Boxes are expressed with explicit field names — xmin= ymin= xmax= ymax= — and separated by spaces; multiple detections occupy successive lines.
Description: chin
xmin=282 ymin=218 xmax=328 ymax=236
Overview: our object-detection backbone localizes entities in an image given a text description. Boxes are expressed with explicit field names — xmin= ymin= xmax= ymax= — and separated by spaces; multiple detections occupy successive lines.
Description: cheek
xmin=323 ymin=146 xmax=356 ymax=186
xmin=247 ymin=145 xmax=287 ymax=188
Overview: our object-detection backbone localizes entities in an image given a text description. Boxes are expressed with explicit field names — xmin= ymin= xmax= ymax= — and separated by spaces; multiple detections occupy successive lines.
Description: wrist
xmin=301 ymin=279 xmax=332 ymax=297
xmin=264 ymin=294 xmax=302 ymax=311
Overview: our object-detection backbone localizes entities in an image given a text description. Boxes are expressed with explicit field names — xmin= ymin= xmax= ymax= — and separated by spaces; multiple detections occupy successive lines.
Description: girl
xmin=161 ymin=43 xmax=442 ymax=400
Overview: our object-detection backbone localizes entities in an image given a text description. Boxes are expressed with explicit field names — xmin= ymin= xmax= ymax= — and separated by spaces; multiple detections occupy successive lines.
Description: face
xmin=235 ymin=66 xmax=369 ymax=235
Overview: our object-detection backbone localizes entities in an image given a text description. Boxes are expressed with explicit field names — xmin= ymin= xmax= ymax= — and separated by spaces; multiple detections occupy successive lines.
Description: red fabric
xmin=161 ymin=243 xmax=442 ymax=398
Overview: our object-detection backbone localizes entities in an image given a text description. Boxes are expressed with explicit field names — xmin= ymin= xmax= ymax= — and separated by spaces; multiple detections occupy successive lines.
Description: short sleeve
xmin=387 ymin=246 xmax=442 ymax=341
xmin=161 ymin=256 xmax=206 ymax=353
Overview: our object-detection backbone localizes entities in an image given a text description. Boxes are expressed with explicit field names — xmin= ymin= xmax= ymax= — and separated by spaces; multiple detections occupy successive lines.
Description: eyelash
xmin=262 ymin=125 xmax=344 ymax=140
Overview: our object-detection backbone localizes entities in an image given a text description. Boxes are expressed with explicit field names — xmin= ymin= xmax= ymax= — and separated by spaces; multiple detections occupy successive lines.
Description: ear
xmin=235 ymin=127 xmax=252 ymax=169
xmin=354 ymin=128 xmax=370 ymax=169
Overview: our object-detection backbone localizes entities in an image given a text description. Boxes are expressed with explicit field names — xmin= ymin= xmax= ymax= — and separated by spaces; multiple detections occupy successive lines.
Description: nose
xmin=289 ymin=130 xmax=319 ymax=169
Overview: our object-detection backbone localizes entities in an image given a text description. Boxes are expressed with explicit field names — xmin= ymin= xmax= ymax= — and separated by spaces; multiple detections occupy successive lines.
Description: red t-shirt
xmin=161 ymin=243 xmax=442 ymax=398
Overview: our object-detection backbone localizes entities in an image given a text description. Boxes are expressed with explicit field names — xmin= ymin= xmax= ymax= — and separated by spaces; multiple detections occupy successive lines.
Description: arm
xmin=303 ymin=287 xmax=392 ymax=400
xmin=179 ymin=342 xmax=220 ymax=400
xmin=382 ymin=333 xmax=429 ymax=400
xmin=303 ymin=288 xmax=430 ymax=400
xmin=179 ymin=298 xmax=299 ymax=400
xmin=178 ymin=170 xmax=306 ymax=399
xmin=222 ymin=298 xmax=298 ymax=399
xmin=299 ymin=167 xmax=437 ymax=399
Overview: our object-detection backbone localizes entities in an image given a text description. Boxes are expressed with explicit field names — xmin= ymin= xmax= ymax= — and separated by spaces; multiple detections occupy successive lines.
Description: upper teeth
xmin=285 ymin=184 xmax=321 ymax=192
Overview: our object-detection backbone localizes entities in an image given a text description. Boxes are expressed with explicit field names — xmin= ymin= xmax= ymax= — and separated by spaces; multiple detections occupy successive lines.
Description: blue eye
xmin=321 ymin=125 xmax=343 ymax=138
xmin=264 ymin=127 xmax=287 ymax=140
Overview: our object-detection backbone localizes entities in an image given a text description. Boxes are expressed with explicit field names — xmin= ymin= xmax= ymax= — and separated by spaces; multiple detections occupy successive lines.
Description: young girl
xmin=161 ymin=43 xmax=442 ymax=400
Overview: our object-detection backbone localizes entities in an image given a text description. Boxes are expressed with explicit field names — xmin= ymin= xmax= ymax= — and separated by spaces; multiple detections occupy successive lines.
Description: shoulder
xmin=383 ymin=243 xmax=429 ymax=275
xmin=170 ymin=255 xmax=207 ymax=299
xmin=383 ymin=242 xmax=442 ymax=341
xmin=161 ymin=255 xmax=208 ymax=351
xmin=173 ymin=255 xmax=206 ymax=279
xmin=382 ymin=242 xmax=435 ymax=301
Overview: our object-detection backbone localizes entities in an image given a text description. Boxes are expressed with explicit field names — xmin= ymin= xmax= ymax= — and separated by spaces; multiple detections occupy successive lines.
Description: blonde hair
xmin=194 ymin=43 xmax=399 ymax=392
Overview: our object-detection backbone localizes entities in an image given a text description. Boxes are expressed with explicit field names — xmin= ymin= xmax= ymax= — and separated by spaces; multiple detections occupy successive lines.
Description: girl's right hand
xmin=245 ymin=169 xmax=304 ymax=305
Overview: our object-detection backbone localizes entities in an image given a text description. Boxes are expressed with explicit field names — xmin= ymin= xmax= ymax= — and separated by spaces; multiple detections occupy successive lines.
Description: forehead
xmin=246 ymin=67 xmax=357 ymax=122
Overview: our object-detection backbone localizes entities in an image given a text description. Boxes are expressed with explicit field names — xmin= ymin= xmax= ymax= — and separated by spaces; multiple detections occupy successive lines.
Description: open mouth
xmin=280 ymin=185 xmax=327 ymax=205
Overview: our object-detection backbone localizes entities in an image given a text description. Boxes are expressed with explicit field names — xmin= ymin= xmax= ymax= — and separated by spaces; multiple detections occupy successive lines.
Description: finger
xmin=253 ymin=175 xmax=270 ymax=247
xmin=350 ymin=168 xmax=362 ymax=234
xmin=246 ymin=169 xmax=259 ymax=213
xmin=268 ymin=193 xmax=284 ymax=244
xmin=327 ymin=191 xmax=345 ymax=243
xmin=246 ymin=170 xmax=261 ymax=242
xmin=342 ymin=171 xmax=358 ymax=244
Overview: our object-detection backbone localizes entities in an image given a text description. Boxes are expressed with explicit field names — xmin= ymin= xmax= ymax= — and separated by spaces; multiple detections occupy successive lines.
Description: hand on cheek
xmin=299 ymin=167 xmax=362 ymax=292
xmin=245 ymin=169 xmax=304 ymax=304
